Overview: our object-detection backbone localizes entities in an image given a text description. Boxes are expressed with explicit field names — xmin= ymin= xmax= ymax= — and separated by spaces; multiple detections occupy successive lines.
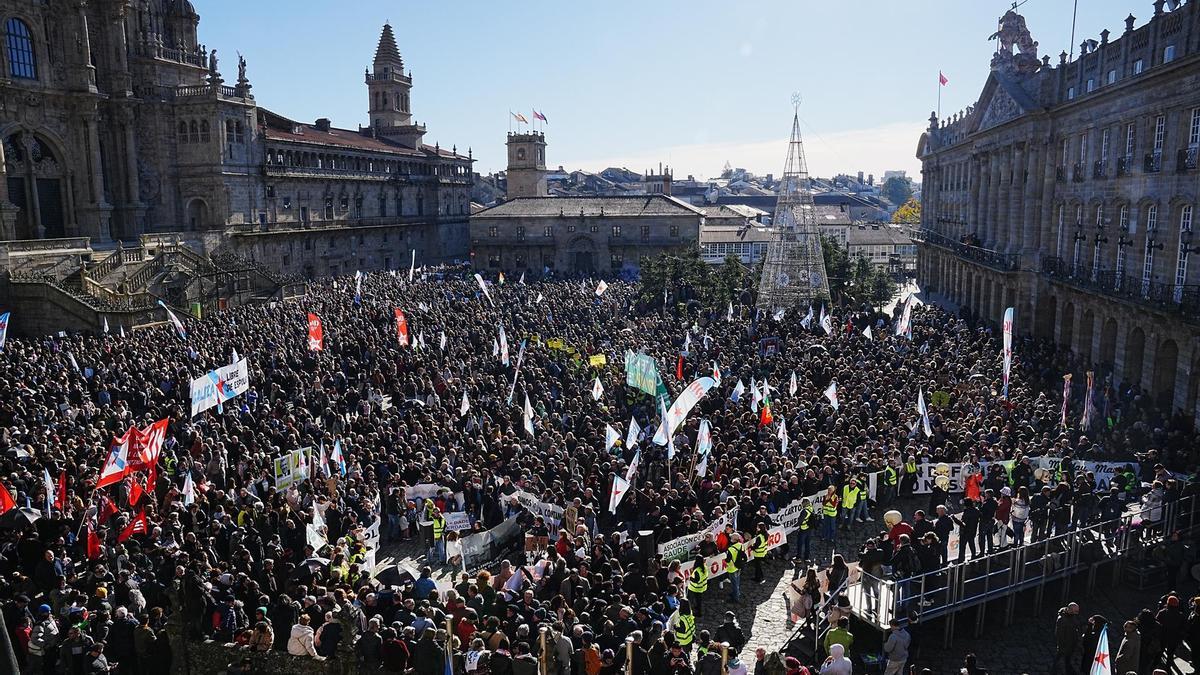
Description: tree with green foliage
xmin=882 ymin=176 xmax=913 ymax=208
xmin=638 ymin=247 xmax=751 ymax=312
xmin=820 ymin=235 xmax=897 ymax=309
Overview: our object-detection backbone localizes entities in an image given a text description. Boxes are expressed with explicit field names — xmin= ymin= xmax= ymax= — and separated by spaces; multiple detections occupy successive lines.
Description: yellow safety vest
xmin=753 ymin=533 xmax=768 ymax=558
xmin=799 ymin=505 xmax=814 ymax=531
xmin=674 ymin=614 xmax=696 ymax=646
xmin=904 ymin=461 xmax=917 ymax=475
xmin=432 ymin=515 xmax=445 ymax=540
xmin=842 ymin=485 xmax=859 ymax=509
xmin=884 ymin=466 xmax=898 ymax=486
xmin=687 ymin=564 xmax=708 ymax=594
xmin=823 ymin=496 xmax=839 ymax=517
xmin=726 ymin=543 xmax=743 ymax=574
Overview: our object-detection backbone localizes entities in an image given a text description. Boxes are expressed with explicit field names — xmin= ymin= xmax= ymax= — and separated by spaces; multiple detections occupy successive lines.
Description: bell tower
xmin=366 ymin=23 xmax=425 ymax=148
xmin=506 ymin=131 xmax=547 ymax=198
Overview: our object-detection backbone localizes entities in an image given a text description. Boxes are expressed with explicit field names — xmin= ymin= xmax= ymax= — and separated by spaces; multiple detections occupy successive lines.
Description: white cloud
xmin=560 ymin=121 xmax=926 ymax=183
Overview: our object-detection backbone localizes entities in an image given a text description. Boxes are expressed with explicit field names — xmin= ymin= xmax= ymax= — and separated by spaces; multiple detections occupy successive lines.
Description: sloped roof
xmin=847 ymin=225 xmax=912 ymax=246
xmin=474 ymin=195 xmax=705 ymax=218
xmin=259 ymin=109 xmax=468 ymax=160
xmin=374 ymin=24 xmax=403 ymax=67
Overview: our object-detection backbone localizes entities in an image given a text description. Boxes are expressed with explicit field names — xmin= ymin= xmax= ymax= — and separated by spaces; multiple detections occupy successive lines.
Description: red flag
xmin=118 ymin=511 xmax=147 ymax=542
xmin=307 ymin=312 xmax=324 ymax=351
xmin=98 ymin=497 xmax=118 ymax=524
xmin=676 ymin=354 xmax=684 ymax=381
xmin=55 ymin=471 xmax=67 ymax=511
xmin=96 ymin=430 xmax=132 ymax=490
xmin=394 ymin=308 xmax=410 ymax=347
xmin=939 ymin=71 xmax=948 ymax=86
xmin=128 ymin=476 xmax=143 ymax=507
xmin=86 ymin=525 xmax=102 ymax=560
xmin=0 ymin=482 xmax=14 ymax=514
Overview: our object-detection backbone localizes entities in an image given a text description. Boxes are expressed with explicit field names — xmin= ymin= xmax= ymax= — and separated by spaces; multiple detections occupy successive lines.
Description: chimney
xmin=315 ymin=118 xmax=331 ymax=132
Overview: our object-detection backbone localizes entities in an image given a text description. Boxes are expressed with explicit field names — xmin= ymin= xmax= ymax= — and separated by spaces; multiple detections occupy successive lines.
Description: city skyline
xmin=198 ymin=0 xmax=1143 ymax=182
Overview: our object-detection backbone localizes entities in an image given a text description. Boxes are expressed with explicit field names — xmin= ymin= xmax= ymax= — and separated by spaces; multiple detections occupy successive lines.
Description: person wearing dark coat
xmin=268 ymin=596 xmax=299 ymax=652
xmin=952 ymin=500 xmax=981 ymax=561
xmin=411 ymin=630 xmax=446 ymax=674
xmin=1078 ymin=615 xmax=1108 ymax=675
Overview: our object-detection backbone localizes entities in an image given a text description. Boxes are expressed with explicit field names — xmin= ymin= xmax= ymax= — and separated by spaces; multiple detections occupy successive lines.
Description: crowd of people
xmin=0 ymin=267 xmax=1194 ymax=675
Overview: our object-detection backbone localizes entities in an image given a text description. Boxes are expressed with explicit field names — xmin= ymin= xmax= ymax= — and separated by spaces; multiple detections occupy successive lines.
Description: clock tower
xmin=506 ymin=131 xmax=547 ymax=198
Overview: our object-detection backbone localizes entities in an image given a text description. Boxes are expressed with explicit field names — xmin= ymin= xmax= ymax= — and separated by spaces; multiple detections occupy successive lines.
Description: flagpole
xmin=937 ymin=74 xmax=941 ymax=120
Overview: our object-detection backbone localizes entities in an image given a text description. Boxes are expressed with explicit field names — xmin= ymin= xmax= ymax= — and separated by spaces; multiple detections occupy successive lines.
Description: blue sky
xmin=199 ymin=0 xmax=1142 ymax=182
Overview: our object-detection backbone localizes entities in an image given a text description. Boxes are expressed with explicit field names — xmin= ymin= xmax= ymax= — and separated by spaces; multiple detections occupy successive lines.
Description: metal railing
xmin=1117 ymin=156 xmax=1133 ymax=177
xmin=917 ymin=229 xmax=1020 ymax=272
xmin=1041 ymin=255 xmax=1200 ymax=321
xmin=849 ymin=494 xmax=1200 ymax=630
xmin=1179 ymin=147 xmax=1199 ymax=173
xmin=1145 ymin=151 xmax=1163 ymax=173
xmin=784 ymin=575 xmax=850 ymax=658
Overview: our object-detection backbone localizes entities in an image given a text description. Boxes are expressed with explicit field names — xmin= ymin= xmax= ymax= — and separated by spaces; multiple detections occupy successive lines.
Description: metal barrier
xmin=847 ymin=493 xmax=1199 ymax=637
xmin=782 ymin=575 xmax=849 ymax=658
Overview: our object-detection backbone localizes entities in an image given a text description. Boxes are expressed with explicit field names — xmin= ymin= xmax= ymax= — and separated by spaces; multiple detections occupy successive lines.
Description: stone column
xmin=84 ymin=114 xmax=106 ymax=206
xmin=1022 ymin=141 xmax=1041 ymax=256
xmin=996 ymin=149 xmax=1012 ymax=253
xmin=122 ymin=110 xmax=141 ymax=205
xmin=21 ymin=135 xmax=44 ymax=239
xmin=987 ymin=152 xmax=1002 ymax=247
xmin=969 ymin=155 xmax=983 ymax=237
xmin=1008 ymin=144 xmax=1024 ymax=255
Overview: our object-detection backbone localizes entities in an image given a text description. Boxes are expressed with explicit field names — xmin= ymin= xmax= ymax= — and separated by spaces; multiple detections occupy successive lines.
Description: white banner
xmin=444 ymin=511 xmax=472 ymax=531
xmin=189 ymin=359 xmax=250 ymax=417
xmin=405 ymin=484 xmax=451 ymax=501
xmin=653 ymin=376 xmax=717 ymax=445
xmin=1002 ymin=307 xmax=1014 ymax=396
xmin=506 ymin=489 xmax=566 ymax=531
xmin=657 ymin=508 xmax=738 ymax=561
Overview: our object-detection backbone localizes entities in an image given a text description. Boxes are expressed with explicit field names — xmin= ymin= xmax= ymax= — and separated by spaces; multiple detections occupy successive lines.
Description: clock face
xmin=776 ymin=272 xmax=790 ymax=287
xmin=797 ymin=270 xmax=810 ymax=284
xmin=809 ymin=273 xmax=823 ymax=288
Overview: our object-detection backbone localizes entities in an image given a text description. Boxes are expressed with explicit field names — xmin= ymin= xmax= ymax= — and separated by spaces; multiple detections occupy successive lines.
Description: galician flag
xmin=523 ymin=394 xmax=535 ymax=437
xmin=789 ymin=371 xmax=798 ymax=396
xmin=595 ymin=280 xmax=608 ymax=296
xmin=819 ymin=305 xmax=833 ymax=335
xmin=460 ymin=390 xmax=470 ymax=418
xmin=824 ymin=380 xmax=840 ymax=411
xmin=609 ymin=475 xmax=630 ymax=513
xmin=604 ymin=424 xmax=620 ymax=452
xmin=592 ymin=377 xmax=604 ymax=401
xmin=1089 ymin=625 xmax=1110 ymax=675
xmin=330 ymin=439 xmax=346 ymax=476
xmin=917 ymin=388 xmax=932 ymax=437
xmin=625 ymin=450 xmax=640 ymax=482
xmin=182 ymin=472 xmax=195 ymax=506
xmin=696 ymin=419 xmax=712 ymax=457
xmin=625 ymin=417 xmax=641 ymax=448
xmin=778 ymin=416 xmax=789 ymax=454
xmin=800 ymin=306 xmax=813 ymax=329
xmin=731 ymin=379 xmax=745 ymax=403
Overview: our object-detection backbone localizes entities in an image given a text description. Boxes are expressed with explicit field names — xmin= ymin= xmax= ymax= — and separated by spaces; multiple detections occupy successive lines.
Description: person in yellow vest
xmin=725 ymin=533 xmax=745 ymax=604
xmin=901 ymin=455 xmax=919 ymax=497
xmin=795 ymin=497 xmax=815 ymax=562
xmin=669 ymin=598 xmax=697 ymax=653
xmin=882 ymin=461 xmax=900 ymax=507
xmin=840 ymin=478 xmax=867 ymax=530
xmin=821 ymin=486 xmax=840 ymax=544
xmin=429 ymin=509 xmax=446 ymax=566
xmin=686 ymin=554 xmax=709 ymax=618
xmin=751 ymin=523 xmax=769 ymax=584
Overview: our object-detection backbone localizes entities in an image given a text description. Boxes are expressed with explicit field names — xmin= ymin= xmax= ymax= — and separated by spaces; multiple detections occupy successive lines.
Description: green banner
xmin=625 ymin=351 xmax=671 ymax=407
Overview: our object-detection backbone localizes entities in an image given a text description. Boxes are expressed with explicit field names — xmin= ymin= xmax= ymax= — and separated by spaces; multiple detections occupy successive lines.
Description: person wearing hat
xmin=995 ymin=486 xmax=1013 ymax=549
xmin=715 ymin=611 xmax=745 ymax=652
xmin=28 ymin=602 xmax=59 ymax=675
xmin=85 ymin=640 xmax=112 ymax=674
xmin=667 ymin=599 xmax=697 ymax=653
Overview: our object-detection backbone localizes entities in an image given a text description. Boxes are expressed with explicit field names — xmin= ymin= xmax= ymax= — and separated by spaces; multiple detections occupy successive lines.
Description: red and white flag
xmin=394 ymin=308 xmax=410 ymax=346
xmin=0 ymin=481 xmax=15 ymax=514
xmin=55 ymin=471 xmax=67 ymax=511
xmin=96 ymin=430 xmax=133 ymax=490
xmin=609 ymin=475 xmax=630 ymax=513
xmin=939 ymin=71 xmax=949 ymax=86
xmin=1089 ymin=625 xmax=1110 ymax=675
xmin=118 ymin=510 xmax=148 ymax=542
xmin=307 ymin=313 xmax=324 ymax=351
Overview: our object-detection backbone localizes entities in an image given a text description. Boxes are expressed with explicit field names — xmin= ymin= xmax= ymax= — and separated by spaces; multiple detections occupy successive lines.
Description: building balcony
xmin=1071 ymin=162 xmax=1085 ymax=182
xmin=1040 ymin=255 xmax=1200 ymax=322
xmin=1144 ymin=151 xmax=1163 ymax=173
xmin=917 ymin=229 xmax=1020 ymax=272
xmin=1178 ymin=146 xmax=1199 ymax=173
xmin=1117 ymin=155 xmax=1133 ymax=177
xmin=1055 ymin=166 xmax=1067 ymax=182
xmin=1092 ymin=160 xmax=1107 ymax=179
xmin=175 ymin=83 xmax=253 ymax=101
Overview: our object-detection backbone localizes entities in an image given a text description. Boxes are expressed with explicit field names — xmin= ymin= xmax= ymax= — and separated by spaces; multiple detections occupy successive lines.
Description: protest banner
xmin=657 ymin=508 xmax=737 ymax=561
xmin=444 ymin=511 xmax=472 ymax=531
xmin=507 ymin=489 xmax=565 ymax=531
xmin=460 ymin=515 xmax=523 ymax=573
xmin=589 ymin=354 xmax=607 ymax=367
xmin=404 ymin=484 xmax=451 ymax=501
xmin=189 ymin=359 xmax=250 ymax=417
xmin=273 ymin=448 xmax=309 ymax=489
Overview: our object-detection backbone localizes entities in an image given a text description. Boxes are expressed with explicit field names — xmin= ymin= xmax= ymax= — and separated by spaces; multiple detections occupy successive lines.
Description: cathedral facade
xmin=0 ymin=1 xmax=471 ymax=274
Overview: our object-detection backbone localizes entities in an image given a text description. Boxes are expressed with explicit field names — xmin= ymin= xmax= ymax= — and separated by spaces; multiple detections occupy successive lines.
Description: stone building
xmin=470 ymin=195 xmax=704 ymax=275
xmin=847 ymin=224 xmax=916 ymax=277
xmin=0 ymin=2 xmax=471 ymax=334
xmin=505 ymin=132 xmax=547 ymax=198
xmin=916 ymin=2 xmax=1200 ymax=418
xmin=0 ymin=2 xmax=471 ymax=266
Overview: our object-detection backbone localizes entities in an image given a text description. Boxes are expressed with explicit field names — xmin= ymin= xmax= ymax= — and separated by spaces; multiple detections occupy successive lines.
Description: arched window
xmin=6 ymin=18 xmax=37 ymax=80
xmin=199 ymin=120 xmax=210 ymax=143
xmin=178 ymin=121 xmax=189 ymax=144
xmin=189 ymin=120 xmax=199 ymax=144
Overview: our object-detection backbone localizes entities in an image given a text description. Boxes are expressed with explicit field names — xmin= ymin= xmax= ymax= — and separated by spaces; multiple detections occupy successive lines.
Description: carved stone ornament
xmin=989 ymin=10 xmax=1041 ymax=76
xmin=979 ymin=86 xmax=1022 ymax=131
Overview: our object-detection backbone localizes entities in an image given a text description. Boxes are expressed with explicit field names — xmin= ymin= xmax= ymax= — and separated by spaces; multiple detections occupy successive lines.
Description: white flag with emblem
xmin=750 ymin=378 xmax=760 ymax=412
xmin=773 ymin=307 xmax=785 ymax=321
xmin=523 ymin=394 xmax=535 ymax=437
xmin=727 ymin=302 xmax=734 ymax=321
xmin=460 ymin=390 xmax=470 ymax=418
xmin=439 ymin=332 xmax=447 ymax=351
xmin=595 ymin=280 xmax=608 ymax=296
xmin=626 ymin=417 xmax=641 ymax=448
xmin=917 ymin=388 xmax=932 ymax=437
xmin=102 ymin=316 xmax=109 ymax=334
xmin=605 ymin=423 xmax=620 ymax=452
xmin=625 ymin=450 xmax=640 ymax=482
xmin=778 ymin=416 xmax=789 ymax=454
xmin=789 ymin=370 xmax=798 ymax=396
xmin=800 ymin=306 xmax=814 ymax=329
xmin=609 ymin=475 xmax=630 ymax=513
xmin=592 ymin=377 xmax=604 ymax=401
xmin=696 ymin=419 xmax=712 ymax=457
xmin=824 ymin=380 xmax=840 ymax=411
xmin=820 ymin=305 xmax=833 ymax=335
xmin=731 ymin=379 xmax=745 ymax=403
